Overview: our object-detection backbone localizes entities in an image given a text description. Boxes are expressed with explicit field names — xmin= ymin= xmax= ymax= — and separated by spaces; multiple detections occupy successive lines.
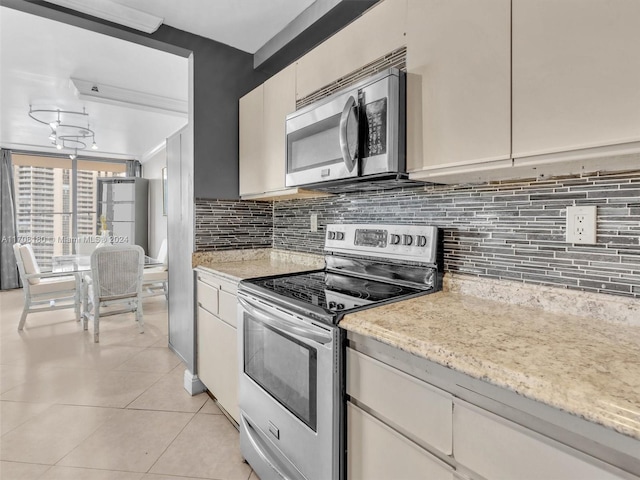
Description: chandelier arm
xmin=29 ymin=105 xmax=97 ymax=158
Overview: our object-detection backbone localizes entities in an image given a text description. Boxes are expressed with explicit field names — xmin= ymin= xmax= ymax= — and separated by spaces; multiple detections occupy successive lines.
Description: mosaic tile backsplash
xmin=196 ymin=169 xmax=640 ymax=299
xmin=195 ymin=199 xmax=272 ymax=251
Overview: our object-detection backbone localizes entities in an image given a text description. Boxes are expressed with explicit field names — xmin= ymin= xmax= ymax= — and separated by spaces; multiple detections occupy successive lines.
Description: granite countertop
xmin=193 ymin=248 xmax=324 ymax=283
xmin=193 ymin=251 xmax=640 ymax=441
xmin=339 ymin=288 xmax=640 ymax=441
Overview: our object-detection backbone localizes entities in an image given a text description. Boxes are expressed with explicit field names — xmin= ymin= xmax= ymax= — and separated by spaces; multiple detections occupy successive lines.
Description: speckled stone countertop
xmin=193 ymin=248 xmax=324 ymax=283
xmin=340 ymin=282 xmax=640 ymax=441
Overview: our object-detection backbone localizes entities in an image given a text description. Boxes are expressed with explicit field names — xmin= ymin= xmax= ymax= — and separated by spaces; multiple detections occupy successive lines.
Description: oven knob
xmin=402 ymin=234 xmax=413 ymax=246
xmin=337 ymin=303 xmax=345 ymax=310
xmin=328 ymin=231 xmax=336 ymax=240
xmin=390 ymin=234 xmax=401 ymax=245
xmin=337 ymin=232 xmax=345 ymax=241
xmin=328 ymin=301 xmax=337 ymax=309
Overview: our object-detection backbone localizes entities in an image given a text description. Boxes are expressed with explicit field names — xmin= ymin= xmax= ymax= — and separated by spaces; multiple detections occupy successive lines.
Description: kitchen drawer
xmin=347 ymin=348 xmax=453 ymax=455
xmin=453 ymin=400 xmax=630 ymax=480
xmin=197 ymin=277 xmax=219 ymax=315
xmin=347 ymin=402 xmax=454 ymax=480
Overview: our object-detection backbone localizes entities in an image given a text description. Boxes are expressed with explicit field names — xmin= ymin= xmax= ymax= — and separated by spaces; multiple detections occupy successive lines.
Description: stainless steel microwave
xmin=285 ymin=68 xmax=405 ymax=188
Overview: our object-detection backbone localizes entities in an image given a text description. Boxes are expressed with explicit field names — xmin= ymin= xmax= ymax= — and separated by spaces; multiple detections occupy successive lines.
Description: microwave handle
xmin=339 ymin=95 xmax=358 ymax=172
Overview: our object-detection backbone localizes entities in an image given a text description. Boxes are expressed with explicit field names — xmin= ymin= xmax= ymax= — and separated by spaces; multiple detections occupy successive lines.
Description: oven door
xmin=238 ymin=292 xmax=341 ymax=480
xmin=285 ymin=88 xmax=359 ymax=188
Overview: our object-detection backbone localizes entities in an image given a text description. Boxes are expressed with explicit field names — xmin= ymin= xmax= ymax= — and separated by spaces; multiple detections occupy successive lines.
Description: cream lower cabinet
xmin=347 ymin=344 xmax=636 ymax=480
xmin=453 ymin=401 xmax=632 ymax=480
xmin=196 ymin=269 xmax=239 ymax=423
xmin=347 ymin=403 xmax=454 ymax=480
xmin=346 ymin=348 xmax=454 ymax=480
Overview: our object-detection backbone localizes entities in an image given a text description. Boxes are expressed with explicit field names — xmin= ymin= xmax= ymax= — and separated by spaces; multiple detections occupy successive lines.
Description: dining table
xmin=49 ymin=253 xmax=162 ymax=274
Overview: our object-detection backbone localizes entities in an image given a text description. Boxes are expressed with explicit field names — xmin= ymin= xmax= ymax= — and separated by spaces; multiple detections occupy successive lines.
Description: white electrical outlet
xmin=310 ymin=213 xmax=318 ymax=232
xmin=566 ymin=206 xmax=597 ymax=244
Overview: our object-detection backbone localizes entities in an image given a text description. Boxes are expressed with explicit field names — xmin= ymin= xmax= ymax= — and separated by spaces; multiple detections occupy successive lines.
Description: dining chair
xmin=82 ymin=244 xmax=145 ymax=343
xmin=142 ymin=238 xmax=168 ymax=299
xmin=75 ymin=234 xmax=99 ymax=256
xmin=12 ymin=243 xmax=81 ymax=331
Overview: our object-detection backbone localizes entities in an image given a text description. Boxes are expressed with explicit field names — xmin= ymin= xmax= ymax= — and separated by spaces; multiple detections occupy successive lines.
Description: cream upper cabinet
xmin=262 ymin=64 xmax=296 ymax=193
xmin=239 ymin=65 xmax=329 ymax=200
xmin=512 ymin=0 xmax=640 ymax=159
xmin=405 ymin=0 xmax=511 ymax=178
xmin=239 ymin=84 xmax=264 ymax=197
xmin=295 ymin=0 xmax=408 ymax=100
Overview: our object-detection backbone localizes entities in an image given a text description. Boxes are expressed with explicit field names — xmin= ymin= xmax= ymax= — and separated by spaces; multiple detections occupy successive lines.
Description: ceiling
xmin=0 ymin=0 xmax=323 ymax=163
xmin=106 ymin=0 xmax=317 ymax=54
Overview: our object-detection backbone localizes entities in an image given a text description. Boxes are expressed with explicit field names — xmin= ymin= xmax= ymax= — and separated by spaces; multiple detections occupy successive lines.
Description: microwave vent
xmin=296 ymin=46 xmax=406 ymax=110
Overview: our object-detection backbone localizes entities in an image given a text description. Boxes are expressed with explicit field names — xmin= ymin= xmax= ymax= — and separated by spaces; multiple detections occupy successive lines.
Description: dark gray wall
xmin=148 ymin=27 xmax=268 ymax=200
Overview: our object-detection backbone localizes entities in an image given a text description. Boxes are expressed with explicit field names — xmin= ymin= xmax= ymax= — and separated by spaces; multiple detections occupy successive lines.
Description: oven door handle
xmin=238 ymin=296 xmax=333 ymax=345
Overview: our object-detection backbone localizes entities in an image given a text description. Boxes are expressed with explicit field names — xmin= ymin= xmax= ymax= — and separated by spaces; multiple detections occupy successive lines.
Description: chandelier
xmin=28 ymin=105 xmax=99 ymax=159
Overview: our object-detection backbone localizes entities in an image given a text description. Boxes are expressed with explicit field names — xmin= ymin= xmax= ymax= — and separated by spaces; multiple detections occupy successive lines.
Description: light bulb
xmin=56 ymin=144 xmax=63 ymax=150
xmin=49 ymin=133 xmax=56 ymax=141
xmin=69 ymin=154 xmax=76 ymax=160
xmin=91 ymin=142 xmax=98 ymax=150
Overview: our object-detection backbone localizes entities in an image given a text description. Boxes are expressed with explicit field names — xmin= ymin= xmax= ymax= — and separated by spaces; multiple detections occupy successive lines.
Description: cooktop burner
xmin=239 ymin=224 xmax=442 ymax=324
xmin=245 ymin=270 xmax=425 ymax=316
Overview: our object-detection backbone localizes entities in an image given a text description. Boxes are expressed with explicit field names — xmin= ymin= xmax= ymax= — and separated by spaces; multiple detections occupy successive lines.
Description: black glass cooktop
xmin=242 ymin=270 xmax=426 ymax=322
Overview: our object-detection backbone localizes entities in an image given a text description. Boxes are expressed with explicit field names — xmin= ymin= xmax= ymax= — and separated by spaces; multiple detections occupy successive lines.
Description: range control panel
xmin=325 ymin=224 xmax=438 ymax=264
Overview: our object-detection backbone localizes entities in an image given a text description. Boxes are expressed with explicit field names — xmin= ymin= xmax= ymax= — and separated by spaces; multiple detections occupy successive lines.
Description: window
xmin=12 ymin=154 xmax=127 ymax=269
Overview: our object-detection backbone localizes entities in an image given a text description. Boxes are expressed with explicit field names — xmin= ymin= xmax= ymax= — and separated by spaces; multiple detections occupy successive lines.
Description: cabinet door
xmin=348 ymin=403 xmax=454 ymax=480
xmin=262 ymin=64 xmax=296 ymax=193
xmin=347 ymin=348 xmax=453 ymax=455
xmin=453 ymin=401 xmax=630 ymax=480
xmin=405 ymin=0 xmax=511 ymax=173
xmin=295 ymin=0 xmax=407 ymax=100
xmin=197 ymin=306 xmax=240 ymax=423
xmin=239 ymin=85 xmax=264 ymax=196
xmin=512 ymin=0 xmax=640 ymax=158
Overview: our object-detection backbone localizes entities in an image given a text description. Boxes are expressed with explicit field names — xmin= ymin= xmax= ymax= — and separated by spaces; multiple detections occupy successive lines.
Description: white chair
xmin=76 ymin=234 xmax=99 ymax=256
xmin=142 ymin=238 xmax=168 ymax=299
xmin=82 ymin=245 xmax=145 ymax=343
xmin=12 ymin=243 xmax=81 ymax=331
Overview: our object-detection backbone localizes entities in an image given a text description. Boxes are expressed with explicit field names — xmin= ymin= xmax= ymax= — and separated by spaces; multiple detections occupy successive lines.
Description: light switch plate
xmin=566 ymin=206 xmax=597 ymax=244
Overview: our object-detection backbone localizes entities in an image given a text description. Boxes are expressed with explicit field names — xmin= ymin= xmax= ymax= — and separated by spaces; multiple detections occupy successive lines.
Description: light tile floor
xmin=0 ymin=288 xmax=257 ymax=480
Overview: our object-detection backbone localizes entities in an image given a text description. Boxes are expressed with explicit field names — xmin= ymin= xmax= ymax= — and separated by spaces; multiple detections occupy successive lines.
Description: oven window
xmin=244 ymin=316 xmax=318 ymax=431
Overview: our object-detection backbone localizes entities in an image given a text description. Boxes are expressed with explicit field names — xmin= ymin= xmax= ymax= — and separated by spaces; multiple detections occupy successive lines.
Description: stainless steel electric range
xmin=237 ymin=224 xmax=442 ymax=480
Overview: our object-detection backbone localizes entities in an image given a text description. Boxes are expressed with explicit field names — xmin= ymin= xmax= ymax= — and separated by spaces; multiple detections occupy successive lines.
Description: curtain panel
xmin=0 ymin=149 xmax=20 ymax=290
xmin=126 ymin=160 xmax=142 ymax=177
